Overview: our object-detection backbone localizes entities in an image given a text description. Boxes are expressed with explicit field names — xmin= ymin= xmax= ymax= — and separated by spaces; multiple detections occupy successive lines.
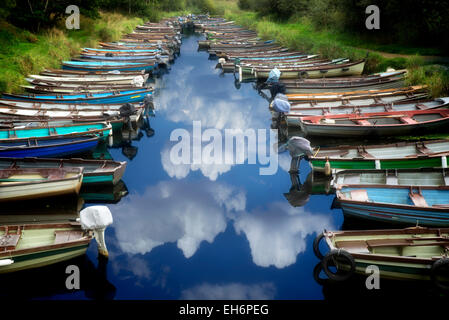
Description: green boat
xmin=310 ymin=139 xmax=449 ymax=175
xmin=0 ymin=157 xmax=126 ymax=185
xmin=314 ymin=227 xmax=449 ymax=288
xmin=0 ymin=206 xmax=113 ymax=273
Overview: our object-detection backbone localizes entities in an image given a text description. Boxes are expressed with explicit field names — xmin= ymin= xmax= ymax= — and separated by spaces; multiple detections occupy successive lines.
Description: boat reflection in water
xmin=312 ymin=261 xmax=446 ymax=300
xmin=108 ymin=115 xmax=155 ymax=161
xmin=284 ymin=172 xmax=332 ymax=207
xmin=0 ymin=254 xmax=116 ymax=300
xmin=0 ymin=195 xmax=83 ymax=225
xmin=80 ymin=180 xmax=129 ymax=204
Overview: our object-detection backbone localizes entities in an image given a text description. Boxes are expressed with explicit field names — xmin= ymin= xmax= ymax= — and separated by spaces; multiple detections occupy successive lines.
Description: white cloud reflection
xmin=109 ymin=179 xmax=334 ymax=271
xmin=110 ymin=180 xmax=245 ymax=258
xmin=234 ymin=202 xmax=334 ymax=269
xmin=181 ymin=282 xmax=276 ymax=300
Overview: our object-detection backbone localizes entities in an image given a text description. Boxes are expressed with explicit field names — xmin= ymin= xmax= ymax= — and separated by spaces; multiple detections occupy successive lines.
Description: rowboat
xmin=0 ymin=135 xmax=99 ymax=158
xmin=279 ymin=71 xmax=407 ymax=93
xmin=0 ymin=99 xmax=144 ymax=112
xmin=336 ymin=185 xmax=449 ymax=226
xmin=22 ymin=84 xmax=147 ymax=94
xmin=285 ymin=86 xmax=428 ymax=102
xmin=2 ymin=89 xmax=152 ymax=104
xmin=62 ymin=61 xmax=156 ymax=72
xmin=0 ymin=206 xmax=113 ymax=273
xmin=40 ymin=69 xmax=149 ymax=78
xmin=299 ymin=109 xmax=449 ymax=137
xmin=240 ymin=60 xmax=366 ymax=81
xmin=27 ymin=74 xmax=146 ymax=85
xmin=0 ymin=121 xmax=112 ymax=142
xmin=0 ymin=106 xmax=144 ymax=130
xmin=333 ymin=168 xmax=449 ymax=189
xmin=309 ymin=139 xmax=449 ymax=174
xmin=0 ymin=157 xmax=126 ymax=185
xmin=283 ymin=86 xmax=428 ymax=109
xmin=286 ymin=97 xmax=449 ymax=122
xmin=314 ymin=227 xmax=449 ymax=285
xmin=0 ymin=167 xmax=83 ymax=202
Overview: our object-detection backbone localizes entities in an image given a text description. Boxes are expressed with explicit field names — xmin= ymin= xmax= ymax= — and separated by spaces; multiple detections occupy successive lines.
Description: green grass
xmin=0 ymin=12 xmax=143 ymax=93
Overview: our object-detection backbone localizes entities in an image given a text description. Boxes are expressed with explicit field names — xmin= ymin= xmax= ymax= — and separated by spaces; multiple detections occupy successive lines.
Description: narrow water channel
xmin=0 ymin=30 xmax=440 ymax=300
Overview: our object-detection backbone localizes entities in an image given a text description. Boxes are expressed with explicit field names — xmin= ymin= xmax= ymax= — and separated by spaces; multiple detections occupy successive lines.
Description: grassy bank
xmin=0 ymin=12 xmax=143 ymax=93
xmin=214 ymin=1 xmax=449 ymax=97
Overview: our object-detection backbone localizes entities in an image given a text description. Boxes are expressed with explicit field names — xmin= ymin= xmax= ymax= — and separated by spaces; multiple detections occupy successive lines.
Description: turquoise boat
xmin=0 ymin=122 xmax=112 ymax=142
xmin=336 ymin=185 xmax=449 ymax=226
xmin=2 ymin=89 xmax=152 ymax=104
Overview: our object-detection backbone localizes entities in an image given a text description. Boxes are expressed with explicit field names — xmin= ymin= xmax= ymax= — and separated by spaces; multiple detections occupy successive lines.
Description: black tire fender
xmin=430 ymin=258 xmax=449 ymax=291
xmin=313 ymin=232 xmax=326 ymax=260
xmin=322 ymin=249 xmax=355 ymax=281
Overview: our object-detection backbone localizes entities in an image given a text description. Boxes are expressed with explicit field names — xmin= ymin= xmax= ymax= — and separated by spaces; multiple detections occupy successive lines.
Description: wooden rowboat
xmin=2 ymin=89 xmax=152 ymax=104
xmin=0 ymin=167 xmax=83 ymax=202
xmin=240 ymin=60 xmax=365 ymax=81
xmin=332 ymin=168 xmax=449 ymax=189
xmin=298 ymin=109 xmax=449 ymax=137
xmin=0 ymin=206 xmax=113 ymax=272
xmin=336 ymin=185 xmax=449 ymax=226
xmin=309 ymin=139 xmax=449 ymax=174
xmin=315 ymin=227 xmax=449 ymax=284
xmin=0 ymin=157 xmax=126 ymax=185
xmin=0 ymin=135 xmax=100 ymax=158
xmin=286 ymin=97 xmax=449 ymax=122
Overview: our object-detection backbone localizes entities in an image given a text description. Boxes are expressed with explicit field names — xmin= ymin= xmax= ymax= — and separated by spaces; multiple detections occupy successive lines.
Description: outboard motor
xmin=269 ymin=82 xmax=286 ymax=98
xmin=79 ymin=206 xmax=113 ymax=258
xmin=119 ymin=103 xmax=137 ymax=131
xmin=217 ymin=57 xmax=226 ymax=69
xmin=143 ymin=94 xmax=155 ymax=115
xmin=271 ymin=93 xmax=290 ymax=130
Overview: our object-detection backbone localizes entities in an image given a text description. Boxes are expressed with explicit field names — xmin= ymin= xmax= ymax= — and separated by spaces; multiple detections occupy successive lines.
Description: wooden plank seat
xmin=409 ymin=187 xmax=429 ymax=207
xmin=355 ymin=119 xmax=371 ymax=126
xmin=400 ymin=117 xmax=418 ymax=124
xmin=54 ymin=230 xmax=84 ymax=244
xmin=0 ymin=234 xmax=20 ymax=251
xmin=350 ymin=189 xmax=369 ymax=202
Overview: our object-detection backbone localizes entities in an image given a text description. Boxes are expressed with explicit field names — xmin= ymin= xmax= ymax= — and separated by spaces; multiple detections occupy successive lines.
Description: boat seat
xmin=400 ymin=117 xmax=418 ymax=124
xmin=386 ymin=175 xmax=399 ymax=185
xmin=367 ymin=239 xmax=411 ymax=248
xmin=0 ymin=234 xmax=20 ymax=251
xmin=357 ymin=146 xmax=375 ymax=159
xmin=335 ymin=240 xmax=370 ymax=253
xmin=54 ymin=230 xmax=84 ymax=244
xmin=350 ymin=189 xmax=369 ymax=202
xmin=355 ymin=119 xmax=371 ymax=126
xmin=409 ymin=188 xmax=429 ymax=207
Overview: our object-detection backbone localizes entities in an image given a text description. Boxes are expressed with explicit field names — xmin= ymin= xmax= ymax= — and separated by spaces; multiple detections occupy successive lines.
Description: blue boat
xmin=2 ymin=89 xmax=152 ymax=104
xmin=62 ymin=61 xmax=155 ymax=72
xmin=0 ymin=122 xmax=112 ymax=142
xmin=0 ymin=135 xmax=99 ymax=158
xmin=337 ymin=185 xmax=449 ymax=226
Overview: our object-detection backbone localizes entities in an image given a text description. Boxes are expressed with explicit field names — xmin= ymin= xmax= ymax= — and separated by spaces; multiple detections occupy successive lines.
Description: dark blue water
xmin=3 ymin=32 xmax=440 ymax=301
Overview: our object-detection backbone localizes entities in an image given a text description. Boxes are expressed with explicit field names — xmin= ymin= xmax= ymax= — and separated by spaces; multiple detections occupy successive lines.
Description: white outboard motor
xmin=271 ymin=93 xmax=290 ymax=113
xmin=218 ymin=57 xmax=226 ymax=67
xmin=286 ymin=136 xmax=314 ymax=157
xmin=79 ymin=206 xmax=113 ymax=258
xmin=267 ymin=67 xmax=281 ymax=83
